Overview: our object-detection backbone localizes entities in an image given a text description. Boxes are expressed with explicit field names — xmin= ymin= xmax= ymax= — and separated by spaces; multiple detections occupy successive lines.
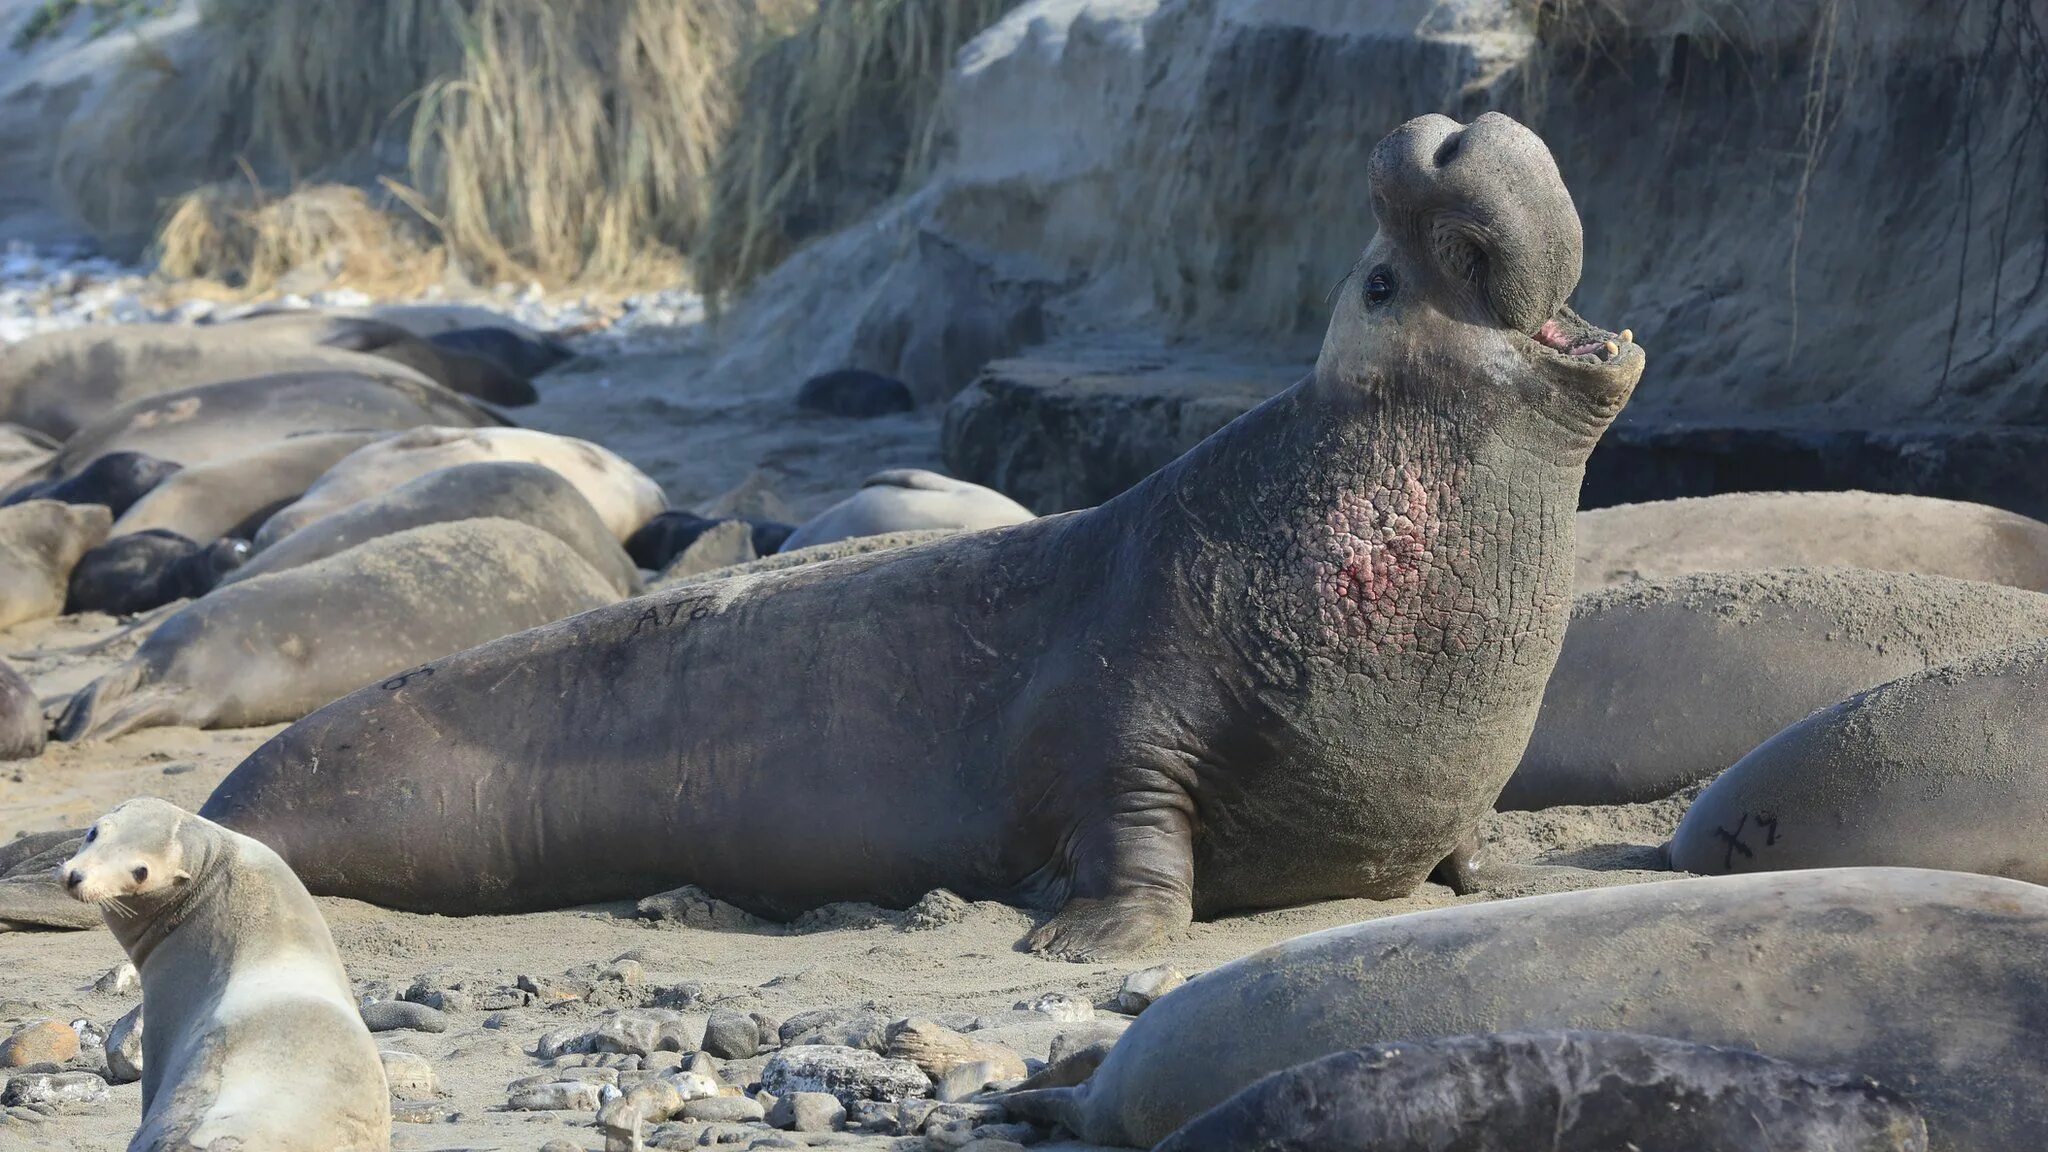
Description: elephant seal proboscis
xmin=1577 ymin=491 xmax=2048 ymax=592
xmin=199 ymin=113 xmax=1643 ymax=958
xmin=57 ymin=518 xmax=620 ymax=741
xmin=111 ymin=432 xmax=389 ymax=542
xmin=1 ymin=451 xmax=181 ymax=517
xmin=0 ymin=658 xmax=43 ymax=761
xmin=224 ymin=461 xmax=642 ymax=596
xmin=8 ymin=371 xmax=508 ymax=496
xmin=1005 ymin=868 xmax=2048 ymax=1150
xmin=777 ymin=468 xmax=1034 ymax=552
xmin=1499 ymin=567 xmax=2048 ymax=810
xmin=60 ymin=798 xmax=389 ymax=1151
xmin=66 ymin=531 xmax=249 ymax=616
xmin=253 ymin=426 xmax=664 ymax=547
xmin=1669 ymin=639 xmax=2048 ymax=882
xmin=0 ymin=500 xmax=112 ymax=630
xmin=1149 ymin=1031 xmax=1925 ymax=1152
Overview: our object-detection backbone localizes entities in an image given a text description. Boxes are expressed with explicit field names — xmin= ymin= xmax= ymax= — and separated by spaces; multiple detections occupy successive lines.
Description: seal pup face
xmin=1317 ymin=112 xmax=1643 ymax=452
xmin=59 ymin=798 xmax=194 ymax=915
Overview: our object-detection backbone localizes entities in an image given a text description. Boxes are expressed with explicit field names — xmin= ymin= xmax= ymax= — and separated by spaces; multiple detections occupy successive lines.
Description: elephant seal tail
xmin=997 ymin=1086 xmax=1089 ymax=1140
xmin=54 ymin=663 xmax=181 ymax=743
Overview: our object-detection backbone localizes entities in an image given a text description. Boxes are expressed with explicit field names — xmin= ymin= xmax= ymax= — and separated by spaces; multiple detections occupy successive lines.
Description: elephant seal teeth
xmin=1603 ymin=341 xmax=1620 ymax=359
xmin=1619 ymin=328 xmax=1633 ymax=345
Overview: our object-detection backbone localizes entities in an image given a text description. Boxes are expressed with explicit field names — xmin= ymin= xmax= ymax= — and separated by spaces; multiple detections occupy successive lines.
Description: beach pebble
xmin=682 ymin=1095 xmax=766 ymax=1123
xmin=539 ymin=1142 xmax=584 ymax=1152
xmin=885 ymin=1019 xmax=1026 ymax=1083
xmin=790 ymin=1012 xmax=890 ymax=1053
xmin=606 ymin=959 xmax=645 ymax=986
xmin=776 ymin=1009 xmax=845 ymax=1046
xmin=539 ymin=1009 xmax=706 ymax=1061
xmin=1114 ymin=966 xmax=1186 ymax=1014
xmin=663 ymin=1069 xmax=722 ymax=1102
xmin=103 ymin=1008 xmax=142 ymax=1085
xmin=510 ymin=1080 xmax=607 ymax=1111
xmin=92 ymin=963 xmax=139 ymax=996
xmin=509 ymin=1068 xmax=619 ymax=1094
xmin=761 ymin=1046 xmax=929 ymax=1108
xmin=769 ymin=1090 xmax=848 ymax=1132
xmin=1013 ymin=994 xmax=1092 ymax=1024
xmin=703 ymin=1010 xmax=760 ymax=1059
xmin=0 ymin=1071 xmax=108 ymax=1111
xmin=361 ymin=1000 xmax=449 ymax=1033
xmin=379 ymin=1050 xmax=437 ymax=1098
xmin=0 ymin=1020 xmax=77 ymax=1068
xmin=750 ymin=1013 xmax=783 ymax=1049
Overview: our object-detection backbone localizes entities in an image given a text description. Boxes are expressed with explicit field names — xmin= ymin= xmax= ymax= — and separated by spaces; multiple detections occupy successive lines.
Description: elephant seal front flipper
xmin=60 ymin=798 xmax=389 ymax=1150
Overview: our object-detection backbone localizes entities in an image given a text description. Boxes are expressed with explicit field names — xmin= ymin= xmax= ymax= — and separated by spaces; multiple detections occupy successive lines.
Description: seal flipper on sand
xmin=55 ymin=664 xmax=186 ymax=744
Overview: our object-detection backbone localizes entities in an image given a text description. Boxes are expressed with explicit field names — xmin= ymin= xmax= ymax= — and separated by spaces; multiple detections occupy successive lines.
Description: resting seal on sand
xmin=1499 ymin=567 xmax=2048 ymax=810
xmin=1151 ymin=1031 xmax=1925 ymax=1152
xmin=60 ymin=798 xmax=388 ymax=1152
xmin=200 ymin=112 xmax=1640 ymax=958
xmin=1 ymin=451 xmax=181 ymax=517
xmin=1576 ymin=490 xmax=2048 ymax=591
xmin=111 ymin=432 xmax=388 ymax=542
xmin=57 ymin=518 xmax=620 ymax=742
xmin=0 ymin=659 xmax=43 ymax=761
xmin=1006 ymin=868 xmax=2048 ymax=1150
xmin=66 ymin=531 xmax=248 ymax=616
xmin=1668 ymin=639 xmax=2048 ymax=883
xmin=777 ymin=469 xmax=1033 ymax=551
xmin=0 ymin=500 xmax=112 ymax=630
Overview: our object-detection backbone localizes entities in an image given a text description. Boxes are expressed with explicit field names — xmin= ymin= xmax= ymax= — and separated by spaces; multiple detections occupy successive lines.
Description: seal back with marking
xmin=202 ymin=113 xmax=1640 ymax=958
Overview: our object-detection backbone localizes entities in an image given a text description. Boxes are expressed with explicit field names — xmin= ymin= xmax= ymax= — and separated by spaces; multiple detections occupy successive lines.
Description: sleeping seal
xmin=1151 ymin=1031 xmax=1925 ymax=1152
xmin=1668 ymin=639 xmax=2048 ymax=883
xmin=0 ymin=500 xmax=112 ymax=630
xmin=1005 ymin=868 xmax=2048 ymax=1150
xmin=1 ymin=451 xmax=181 ymax=517
xmin=1499 ymin=567 xmax=2048 ymax=810
xmin=777 ymin=469 xmax=1034 ymax=551
xmin=252 ymin=426 xmax=665 ymax=546
xmin=66 ymin=531 xmax=249 ymax=616
xmin=60 ymin=798 xmax=388 ymax=1151
xmin=223 ymin=461 xmax=641 ymax=596
xmin=0 ymin=659 xmax=43 ymax=761
xmin=110 ymin=432 xmax=388 ymax=542
xmin=1577 ymin=491 xmax=2048 ymax=591
xmin=57 ymin=518 xmax=620 ymax=741
xmin=199 ymin=113 xmax=1642 ymax=957
xmin=221 ymin=310 xmax=539 ymax=406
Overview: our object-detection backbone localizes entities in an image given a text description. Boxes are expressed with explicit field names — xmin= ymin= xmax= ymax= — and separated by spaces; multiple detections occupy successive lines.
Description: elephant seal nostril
xmin=1434 ymin=130 xmax=1464 ymax=167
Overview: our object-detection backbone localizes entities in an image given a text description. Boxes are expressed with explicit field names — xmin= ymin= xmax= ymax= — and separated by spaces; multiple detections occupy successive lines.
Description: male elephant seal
xmin=0 ymin=500 xmax=112 ymax=630
xmin=0 ymin=659 xmax=43 ymax=760
xmin=1005 ymin=868 xmax=2048 ymax=1150
xmin=9 ymin=371 xmax=506 ymax=496
xmin=57 ymin=518 xmax=619 ymax=741
xmin=110 ymin=432 xmax=389 ymax=542
xmin=224 ymin=461 xmax=641 ymax=596
xmin=1150 ymin=1031 xmax=1925 ymax=1152
xmin=200 ymin=113 xmax=1642 ymax=957
xmin=777 ymin=469 xmax=1034 ymax=551
xmin=1 ymin=451 xmax=181 ymax=517
xmin=66 ymin=531 xmax=249 ymax=616
xmin=1669 ymin=639 xmax=2048 ymax=882
xmin=1498 ymin=567 xmax=2048 ymax=810
xmin=1577 ymin=490 xmax=2048 ymax=591
xmin=60 ymin=798 xmax=389 ymax=1152
xmin=253 ymin=426 xmax=665 ymax=546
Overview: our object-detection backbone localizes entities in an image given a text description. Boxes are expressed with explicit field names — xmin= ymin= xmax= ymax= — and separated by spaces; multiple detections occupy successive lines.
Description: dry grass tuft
xmin=153 ymin=182 xmax=447 ymax=297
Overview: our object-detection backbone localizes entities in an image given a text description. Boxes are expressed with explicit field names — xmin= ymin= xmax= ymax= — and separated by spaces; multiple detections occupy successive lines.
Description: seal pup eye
xmin=131 ymin=866 xmax=148 ymax=883
xmin=1364 ymin=266 xmax=1396 ymax=306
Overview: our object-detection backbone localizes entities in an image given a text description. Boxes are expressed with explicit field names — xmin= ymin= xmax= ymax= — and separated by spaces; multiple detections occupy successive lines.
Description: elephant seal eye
xmin=86 ymin=826 xmax=98 ymax=844
xmin=1364 ymin=267 xmax=1396 ymax=306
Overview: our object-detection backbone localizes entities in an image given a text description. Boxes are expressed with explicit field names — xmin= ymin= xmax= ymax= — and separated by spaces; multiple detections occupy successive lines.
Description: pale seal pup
xmin=59 ymin=798 xmax=389 ymax=1152
xmin=0 ymin=658 xmax=43 ymax=761
xmin=223 ymin=461 xmax=642 ymax=596
xmin=1499 ymin=567 xmax=2048 ymax=810
xmin=7 ymin=371 xmax=506 ymax=496
xmin=111 ymin=432 xmax=389 ymax=542
xmin=56 ymin=518 xmax=620 ymax=742
xmin=777 ymin=469 xmax=1034 ymax=552
xmin=0 ymin=500 xmax=112 ymax=630
xmin=199 ymin=113 xmax=1642 ymax=957
xmin=1005 ymin=868 xmax=2048 ymax=1150
xmin=1151 ymin=1031 xmax=1926 ymax=1152
xmin=1577 ymin=490 xmax=2048 ymax=591
xmin=253 ymin=426 xmax=665 ymax=547
xmin=1668 ymin=639 xmax=2048 ymax=882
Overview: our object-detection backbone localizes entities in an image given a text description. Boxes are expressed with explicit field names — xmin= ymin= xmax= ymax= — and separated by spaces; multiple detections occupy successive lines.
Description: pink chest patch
xmin=1308 ymin=462 xmax=1467 ymax=654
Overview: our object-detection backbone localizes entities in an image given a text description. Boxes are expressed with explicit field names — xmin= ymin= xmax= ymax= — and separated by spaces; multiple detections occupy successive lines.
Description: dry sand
xmin=0 ymin=346 xmax=1682 ymax=1151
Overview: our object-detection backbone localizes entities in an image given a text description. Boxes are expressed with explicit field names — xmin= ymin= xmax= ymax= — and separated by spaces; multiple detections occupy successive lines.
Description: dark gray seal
xmin=0 ymin=658 xmax=42 ymax=761
xmin=1498 ymin=567 xmax=2048 ymax=810
xmin=427 ymin=325 xmax=577 ymax=381
xmin=1150 ymin=1031 xmax=1925 ymax=1152
xmin=223 ymin=310 xmax=539 ymax=407
xmin=66 ymin=531 xmax=248 ymax=616
xmin=796 ymin=369 xmax=915 ymax=418
xmin=1004 ymin=868 xmax=2048 ymax=1150
xmin=625 ymin=510 xmax=795 ymax=570
xmin=1 ymin=451 xmax=181 ymax=517
xmin=1668 ymin=639 xmax=2048 ymax=883
xmin=198 ymin=112 xmax=1641 ymax=958
xmin=222 ymin=461 xmax=642 ymax=596
xmin=57 ymin=518 xmax=620 ymax=741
